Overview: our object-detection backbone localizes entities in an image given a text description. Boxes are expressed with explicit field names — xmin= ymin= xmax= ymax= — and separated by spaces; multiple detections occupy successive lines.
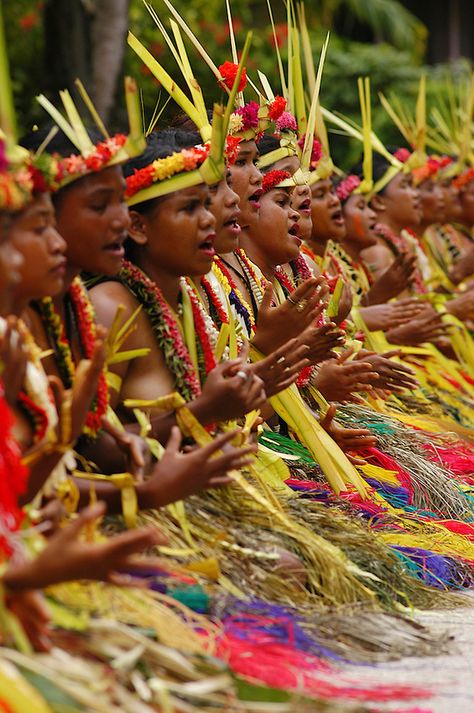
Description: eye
xmin=204 ymin=196 xmax=212 ymax=209
xmin=182 ymin=200 xmax=200 ymax=213
xmin=90 ymin=202 xmax=108 ymax=214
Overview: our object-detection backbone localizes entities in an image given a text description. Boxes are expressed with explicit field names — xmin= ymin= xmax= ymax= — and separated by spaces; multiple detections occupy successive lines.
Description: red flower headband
xmin=261 ymin=169 xmax=291 ymax=193
xmin=335 ymin=174 xmax=361 ymax=202
xmin=453 ymin=167 xmax=474 ymax=191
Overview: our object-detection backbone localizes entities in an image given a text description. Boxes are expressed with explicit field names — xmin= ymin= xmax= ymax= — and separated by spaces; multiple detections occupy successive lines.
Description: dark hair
xmin=351 ymin=146 xmax=402 ymax=195
xmin=123 ymin=128 xmax=201 ymax=216
xmin=169 ymin=109 xmax=213 ymax=133
xmin=20 ymin=122 xmax=102 ymax=158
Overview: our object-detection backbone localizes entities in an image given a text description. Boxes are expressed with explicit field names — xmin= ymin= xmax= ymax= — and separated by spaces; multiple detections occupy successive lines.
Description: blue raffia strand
xmin=391 ymin=546 xmax=474 ymax=589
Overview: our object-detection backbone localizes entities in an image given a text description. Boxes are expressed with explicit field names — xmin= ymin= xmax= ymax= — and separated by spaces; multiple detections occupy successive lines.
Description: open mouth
xmin=103 ymin=238 xmax=125 ymax=257
xmin=248 ymin=188 xmax=263 ymax=211
xmin=330 ymin=209 xmax=344 ymax=226
xmin=223 ymin=215 xmax=242 ymax=235
xmin=198 ymin=233 xmax=216 ymax=257
xmin=297 ymin=197 xmax=311 ymax=214
xmin=51 ymin=258 xmax=67 ymax=275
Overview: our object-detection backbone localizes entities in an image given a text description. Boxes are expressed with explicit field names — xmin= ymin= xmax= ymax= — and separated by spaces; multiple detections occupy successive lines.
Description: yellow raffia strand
xmin=326 ymin=276 xmax=344 ymax=318
xmin=73 ymin=470 xmax=138 ymax=529
xmin=126 ymin=393 xmax=378 ymax=604
xmin=0 ymin=659 xmax=53 ymax=713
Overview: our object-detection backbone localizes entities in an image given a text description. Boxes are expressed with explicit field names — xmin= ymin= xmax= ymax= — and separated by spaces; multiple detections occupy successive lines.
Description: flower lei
xmin=57 ymin=134 xmax=127 ymax=183
xmin=212 ymin=258 xmax=255 ymax=337
xmin=119 ymin=261 xmax=201 ymax=401
xmin=236 ymin=249 xmax=268 ymax=306
xmin=335 ymin=175 xmax=361 ymax=202
xmin=201 ymin=275 xmax=230 ymax=329
xmin=184 ymin=280 xmax=218 ymax=380
xmin=0 ymin=381 xmax=28 ymax=558
xmin=37 ymin=278 xmax=109 ymax=437
xmin=125 ymin=145 xmax=209 ymax=199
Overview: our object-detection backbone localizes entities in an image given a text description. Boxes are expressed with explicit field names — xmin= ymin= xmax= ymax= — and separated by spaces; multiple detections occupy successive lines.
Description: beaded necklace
xmin=200 ymin=274 xmax=230 ymax=330
xmin=183 ymin=278 xmax=218 ymax=381
xmin=212 ymin=257 xmax=255 ymax=337
xmin=235 ymin=249 xmax=268 ymax=307
xmin=37 ymin=277 xmax=109 ymax=438
xmin=119 ymin=261 xmax=201 ymax=401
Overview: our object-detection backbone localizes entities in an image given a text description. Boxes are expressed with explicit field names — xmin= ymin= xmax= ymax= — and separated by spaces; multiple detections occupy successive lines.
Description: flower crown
xmin=0 ymin=135 xmax=59 ymax=211
xmin=335 ymin=175 xmax=361 ymax=202
xmin=125 ymin=145 xmax=209 ymax=202
xmin=453 ymin=167 xmax=474 ymax=191
xmin=261 ymin=169 xmax=291 ymax=194
xmin=36 ymin=77 xmax=145 ymax=191
xmin=411 ymin=155 xmax=452 ymax=186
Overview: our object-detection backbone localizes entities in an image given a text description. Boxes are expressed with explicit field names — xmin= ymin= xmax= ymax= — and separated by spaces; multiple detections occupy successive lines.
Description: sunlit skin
xmin=417 ymin=178 xmax=445 ymax=231
xmin=228 ymin=140 xmax=262 ymax=231
xmin=240 ymin=187 xmax=300 ymax=279
xmin=209 ymin=170 xmax=241 ymax=256
xmin=128 ymin=184 xmax=216 ymax=307
xmin=53 ymin=165 xmax=131 ymax=289
xmin=340 ymin=193 xmax=378 ymax=258
xmin=9 ymin=193 xmax=67 ymax=310
xmin=308 ymin=178 xmax=346 ymax=256
xmin=370 ymin=172 xmax=422 ymax=234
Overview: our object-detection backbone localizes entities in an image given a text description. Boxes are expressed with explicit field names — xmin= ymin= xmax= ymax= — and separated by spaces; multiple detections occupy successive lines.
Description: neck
xmin=305 ymin=235 xmax=326 ymax=257
xmin=239 ymin=234 xmax=275 ymax=280
xmin=339 ymin=239 xmax=361 ymax=261
xmin=375 ymin=214 xmax=404 ymax=236
xmin=133 ymin=253 xmax=182 ymax=311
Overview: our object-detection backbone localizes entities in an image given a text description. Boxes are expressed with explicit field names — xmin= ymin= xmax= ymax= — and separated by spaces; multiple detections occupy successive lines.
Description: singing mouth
xmin=198 ymin=233 xmax=216 ymax=257
xmin=248 ymin=188 xmax=263 ymax=210
xmin=297 ymin=197 xmax=311 ymax=213
xmin=330 ymin=209 xmax=344 ymax=225
xmin=223 ymin=215 xmax=242 ymax=234
xmin=103 ymin=236 xmax=126 ymax=256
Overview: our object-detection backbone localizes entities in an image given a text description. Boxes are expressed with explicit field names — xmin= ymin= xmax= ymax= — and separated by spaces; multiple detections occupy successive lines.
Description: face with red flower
xmin=247 ymin=187 xmax=300 ymax=267
xmin=53 ymin=166 xmax=131 ymax=279
xmin=341 ymin=194 xmax=378 ymax=249
xmin=208 ymin=171 xmax=241 ymax=255
xmin=129 ymin=184 xmax=216 ymax=279
xmin=229 ymin=141 xmax=262 ymax=229
xmin=9 ymin=193 xmax=67 ymax=304
xmin=310 ymin=179 xmax=346 ymax=247
xmin=418 ymin=178 xmax=445 ymax=226
xmin=0 ymin=212 xmax=23 ymax=315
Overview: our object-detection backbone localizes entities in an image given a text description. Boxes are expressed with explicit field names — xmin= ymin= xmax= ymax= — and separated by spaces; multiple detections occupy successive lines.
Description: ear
xmin=369 ymin=194 xmax=386 ymax=213
xmin=128 ymin=210 xmax=149 ymax=246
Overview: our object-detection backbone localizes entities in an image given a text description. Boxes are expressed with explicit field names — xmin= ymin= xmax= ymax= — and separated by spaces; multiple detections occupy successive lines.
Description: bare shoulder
xmin=89 ymin=280 xmax=141 ymax=328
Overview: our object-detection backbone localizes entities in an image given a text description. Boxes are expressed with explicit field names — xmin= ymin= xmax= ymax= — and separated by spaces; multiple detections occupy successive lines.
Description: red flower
xmin=218 ymin=61 xmax=247 ymax=92
xmin=225 ymin=136 xmax=242 ymax=165
xmin=19 ymin=11 xmax=39 ymax=31
xmin=125 ymin=165 xmax=155 ymax=197
xmin=268 ymin=96 xmax=287 ymax=121
xmin=394 ymin=147 xmax=411 ymax=163
xmin=261 ymin=169 xmax=291 ymax=194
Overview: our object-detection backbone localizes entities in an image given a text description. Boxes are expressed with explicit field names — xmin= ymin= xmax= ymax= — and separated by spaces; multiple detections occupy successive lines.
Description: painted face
xmin=131 ymin=184 xmax=216 ymax=278
xmin=54 ymin=165 xmax=131 ymax=277
xmin=208 ymin=170 xmax=241 ymax=255
xmin=229 ymin=140 xmax=262 ymax=228
xmin=459 ymin=179 xmax=474 ymax=227
xmin=9 ymin=193 xmax=66 ymax=302
xmin=310 ymin=178 xmax=346 ymax=243
xmin=250 ymin=187 xmax=301 ymax=267
xmin=291 ymin=184 xmax=312 ymax=242
xmin=0 ymin=212 xmax=23 ymax=315
xmin=418 ymin=178 xmax=445 ymax=226
xmin=380 ymin=172 xmax=422 ymax=230
xmin=440 ymin=177 xmax=463 ymax=223
xmin=342 ymin=193 xmax=378 ymax=248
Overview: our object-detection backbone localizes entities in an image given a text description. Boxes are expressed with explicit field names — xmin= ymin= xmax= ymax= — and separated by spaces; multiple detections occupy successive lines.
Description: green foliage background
xmin=3 ymin=0 xmax=472 ymax=169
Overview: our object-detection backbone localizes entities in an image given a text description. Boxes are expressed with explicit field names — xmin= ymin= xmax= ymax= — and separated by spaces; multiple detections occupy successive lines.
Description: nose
xmin=249 ymin=163 xmax=263 ymax=186
xmin=111 ymin=203 xmax=131 ymax=232
xmin=200 ymin=207 xmax=216 ymax=230
xmin=328 ymin=190 xmax=341 ymax=209
xmin=225 ymin=184 xmax=240 ymax=209
xmin=289 ymin=206 xmax=300 ymax=224
xmin=48 ymin=226 xmax=67 ymax=254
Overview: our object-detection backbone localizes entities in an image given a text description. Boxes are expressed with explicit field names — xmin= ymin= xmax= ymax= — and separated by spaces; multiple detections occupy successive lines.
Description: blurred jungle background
xmin=3 ymin=0 xmax=473 ymax=169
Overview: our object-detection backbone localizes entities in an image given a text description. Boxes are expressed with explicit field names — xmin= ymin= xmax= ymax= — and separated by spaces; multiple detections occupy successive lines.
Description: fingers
xmin=164 ymin=425 xmax=183 ymax=454
xmin=320 ymin=404 xmax=337 ymax=430
xmin=104 ymin=526 xmax=163 ymax=560
xmin=199 ymin=428 xmax=241 ymax=458
xmin=63 ymin=501 xmax=107 ymax=538
xmin=336 ymin=347 xmax=355 ymax=364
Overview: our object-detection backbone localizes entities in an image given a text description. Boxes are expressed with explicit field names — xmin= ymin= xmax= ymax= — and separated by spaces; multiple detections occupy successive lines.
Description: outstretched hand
xmin=3 ymin=502 xmax=163 ymax=591
xmin=320 ymin=404 xmax=376 ymax=464
xmin=313 ymin=348 xmax=378 ymax=402
xmin=138 ymin=426 xmax=255 ymax=509
xmin=250 ymin=338 xmax=310 ymax=396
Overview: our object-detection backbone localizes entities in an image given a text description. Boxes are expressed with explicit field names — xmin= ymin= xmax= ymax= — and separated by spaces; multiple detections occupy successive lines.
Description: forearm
xmin=19 ymin=451 xmax=64 ymax=506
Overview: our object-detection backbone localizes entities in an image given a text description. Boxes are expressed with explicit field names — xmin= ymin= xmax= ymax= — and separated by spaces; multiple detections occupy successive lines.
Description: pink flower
xmin=275 ymin=111 xmax=297 ymax=132
xmin=235 ymin=101 xmax=260 ymax=129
